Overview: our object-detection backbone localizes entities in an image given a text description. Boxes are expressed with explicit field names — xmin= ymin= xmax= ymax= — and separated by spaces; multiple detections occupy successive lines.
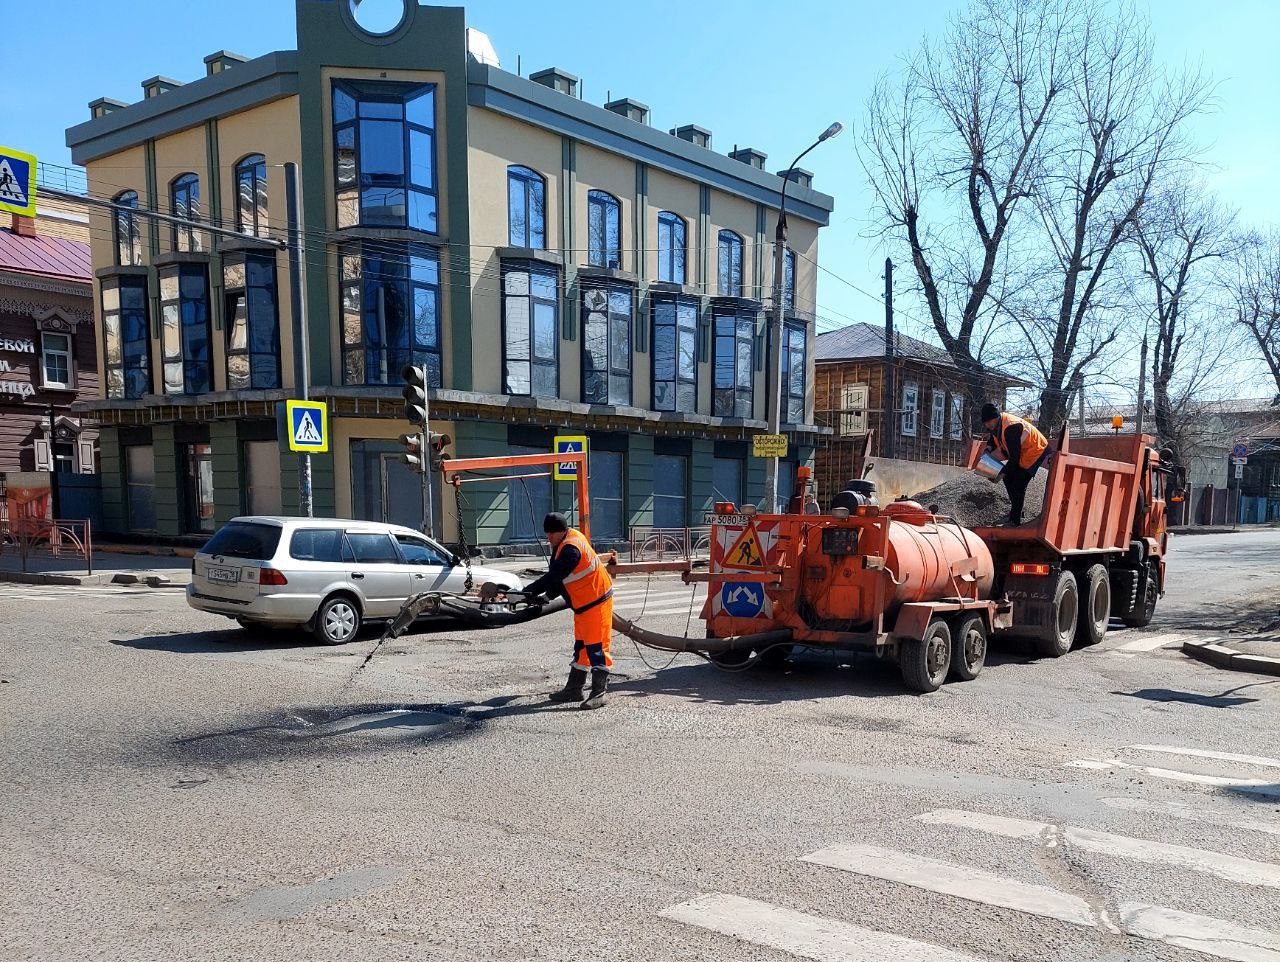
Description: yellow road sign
xmin=286 ymin=400 xmax=329 ymax=453
xmin=752 ymin=433 xmax=788 ymax=458
xmin=553 ymin=435 xmax=587 ymax=481
xmin=0 ymin=146 xmax=37 ymax=218
xmin=724 ymin=524 xmax=766 ymax=569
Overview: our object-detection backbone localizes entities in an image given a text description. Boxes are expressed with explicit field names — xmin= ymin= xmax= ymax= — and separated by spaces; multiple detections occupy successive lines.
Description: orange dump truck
xmin=645 ymin=425 xmax=1178 ymax=693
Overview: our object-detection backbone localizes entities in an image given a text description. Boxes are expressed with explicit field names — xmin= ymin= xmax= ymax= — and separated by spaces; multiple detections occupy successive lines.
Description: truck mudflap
xmin=891 ymin=600 xmax=1013 ymax=642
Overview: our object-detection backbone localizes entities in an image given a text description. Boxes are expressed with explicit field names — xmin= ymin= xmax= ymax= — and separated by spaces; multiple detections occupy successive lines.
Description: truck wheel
xmin=949 ymin=614 xmax=987 ymax=681
xmin=1122 ymin=561 xmax=1159 ymax=628
xmin=900 ymin=620 xmax=952 ymax=693
xmin=1034 ymin=571 xmax=1078 ymax=658
xmin=1075 ymin=564 xmax=1110 ymax=648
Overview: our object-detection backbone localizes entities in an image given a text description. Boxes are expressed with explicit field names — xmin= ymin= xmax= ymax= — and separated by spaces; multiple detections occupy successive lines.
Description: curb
xmin=0 ymin=570 xmax=84 ymax=586
xmin=1182 ymin=638 xmax=1280 ymax=676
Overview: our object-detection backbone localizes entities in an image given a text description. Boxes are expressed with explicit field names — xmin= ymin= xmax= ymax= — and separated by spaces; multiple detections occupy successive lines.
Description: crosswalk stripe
xmin=614 ymin=604 xmax=701 ymax=618
xmin=1068 ymin=758 xmax=1280 ymax=798
xmin=1128 ymin=744 xmax=1280 ymax=770
xmin=917 ymin=809 xmax=1280 ymax=889
xmin=802 ymin=843 xmax=1111 ymax=930
xmin=611 ymin=588 xmax=698 ymax=601
xmin=1120 ymin=902 xmax=1280 ymax=962
xmin=660 ymin=893 xmax=992 ymax=962
xmin=1102 ymin=796 xmax=1280 ymax=839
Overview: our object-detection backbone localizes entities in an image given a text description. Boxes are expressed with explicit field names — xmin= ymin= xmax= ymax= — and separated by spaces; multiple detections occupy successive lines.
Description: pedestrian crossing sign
xmin=553 ymin=435 xmax=587 ymax=481
xmin=286 ymin=399 xmax=328 ymax=453
xmin=0 ymin=146 xmax=36 ymax=218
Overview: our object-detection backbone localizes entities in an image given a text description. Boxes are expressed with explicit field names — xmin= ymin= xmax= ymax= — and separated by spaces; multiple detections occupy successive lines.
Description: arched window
xmin=169 ymin=173 xmax=201 ymax=252
xmin=234 ymin=154 xmax=268 ymax=237
xmin=717 ymin=230 xmax=744 ymax=296
xmin=507 ymin=166 xmax=546 ymax=249
xmin=586 ymin=189 xmax=621 ymax=268
xmin=657 ymin=212 xmax=686 ymax=284
xmin=113 ymin=190 xmax=142 ymax=267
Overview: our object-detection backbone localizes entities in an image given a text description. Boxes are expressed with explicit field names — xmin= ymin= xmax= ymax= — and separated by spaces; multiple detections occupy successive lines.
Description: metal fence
xmin=0 ymin=518 xmax=94 ymax=575
xmin=628 ymin=526 xmax=711 ymax=562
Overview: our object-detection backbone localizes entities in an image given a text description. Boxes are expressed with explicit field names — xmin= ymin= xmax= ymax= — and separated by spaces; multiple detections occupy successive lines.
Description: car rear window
xmin=202 ymin=522 xmax=282 ymax=561
xmin=290 ymin=528 xmax=344 ymax=562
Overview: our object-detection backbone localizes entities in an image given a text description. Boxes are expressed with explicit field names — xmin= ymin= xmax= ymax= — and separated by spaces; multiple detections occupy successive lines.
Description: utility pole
xmin=1136 ymin=335 xmax=1148 ymax=437
xmin=284 ymin=163 xmax=312 ymax=517
xmin=883 ymin=257 xmax=895 ymax=460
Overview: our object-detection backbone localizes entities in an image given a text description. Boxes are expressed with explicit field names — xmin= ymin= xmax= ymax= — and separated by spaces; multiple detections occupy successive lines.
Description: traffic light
xmin=398 ymin=431 xmax=426 ymax=474
xmin=402 ymin=364 xmax=427 ymax=425
xmin=428 ymin=431 xmax=452 ymax=472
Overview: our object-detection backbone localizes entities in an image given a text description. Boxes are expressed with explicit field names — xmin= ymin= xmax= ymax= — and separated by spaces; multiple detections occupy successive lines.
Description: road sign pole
xmin=285 ymin=163 xmax=313 ymax=517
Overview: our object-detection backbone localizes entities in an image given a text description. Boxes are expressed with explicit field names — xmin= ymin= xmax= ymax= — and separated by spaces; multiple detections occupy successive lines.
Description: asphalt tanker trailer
xmin=614 ymin=425 xmax=1181 ymax=692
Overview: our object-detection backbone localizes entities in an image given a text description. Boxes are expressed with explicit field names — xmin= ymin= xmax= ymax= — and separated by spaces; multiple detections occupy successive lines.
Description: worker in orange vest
xmin=981 ymin=403 xmax=1050 ymax=525
xmin=523 ymin=513 xmax=616 ymax=709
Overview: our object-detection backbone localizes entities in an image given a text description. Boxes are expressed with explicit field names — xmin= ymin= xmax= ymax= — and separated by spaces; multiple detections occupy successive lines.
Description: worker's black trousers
xmin=1003 ymin=450 xmax=1049 ymax=524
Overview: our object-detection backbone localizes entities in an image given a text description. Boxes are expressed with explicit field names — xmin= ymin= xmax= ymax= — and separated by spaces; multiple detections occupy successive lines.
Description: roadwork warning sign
xmin=724 ymin=524 xmax=765 ymax=568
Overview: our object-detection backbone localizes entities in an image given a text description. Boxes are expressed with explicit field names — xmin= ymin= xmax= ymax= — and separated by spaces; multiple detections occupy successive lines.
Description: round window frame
xmin=343 ymin=0 xmax=415 ymax=43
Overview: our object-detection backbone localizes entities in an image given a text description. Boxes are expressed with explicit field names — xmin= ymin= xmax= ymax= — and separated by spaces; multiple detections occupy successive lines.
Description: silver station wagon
xmin=186 ymin=517 xmax=524 ymax=644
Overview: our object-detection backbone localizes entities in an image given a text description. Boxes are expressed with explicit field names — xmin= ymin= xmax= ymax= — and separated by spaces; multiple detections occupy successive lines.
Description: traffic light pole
xmin=285 ymin=163 xmax=313 ymax=517
xmin=420 ymin=423 xmax=434 ymax=539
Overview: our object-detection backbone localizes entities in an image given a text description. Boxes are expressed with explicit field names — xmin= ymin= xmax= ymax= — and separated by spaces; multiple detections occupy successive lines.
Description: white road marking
xmin=917 ymin=810 xmax=1280 ymax=889
xmin=1127 ymin=744 xmax=1280 ymax=770
xmin=660 ymin=893 xmax=991 ymax=962
xmin=1101 ymin=797 xmax=1280 ymax=838
xmin=1068 ymin=758 xmax=1280 ymax=798
xmin=614 ymin=606 xmax=701 ymax=619
xmin=1120 ymin=902 xmax=1280 ymax=962
xmin=801 ymin=843 xmax=1112 ymax=930
xmin=611 ymin=588 xmax=698 ymax=601
xmin=1116 ymin=632 xmax=1202 ymax=652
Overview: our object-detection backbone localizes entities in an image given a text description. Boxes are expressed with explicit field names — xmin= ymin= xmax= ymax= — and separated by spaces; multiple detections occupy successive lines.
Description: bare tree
xmin=1229 ymin=231 xmax=1280 ymax=394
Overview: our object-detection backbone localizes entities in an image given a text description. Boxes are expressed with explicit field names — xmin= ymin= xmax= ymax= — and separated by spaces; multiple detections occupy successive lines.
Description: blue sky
xmin=5 ymin=0 xmax=1277 ymax=374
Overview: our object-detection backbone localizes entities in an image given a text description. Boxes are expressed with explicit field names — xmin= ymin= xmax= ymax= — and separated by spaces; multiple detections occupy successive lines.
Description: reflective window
xmin=101 ymin=276 xmax=150 ymax=399
xmin=657 ymin=211 xmax=686 ymax=284
xmin=234 ymin=154 xmax=268 ymax=237
xmin=590 ymin=449 xmax=625 ymax=542
xmin=344 ymin=531 xmax=401 ymax=564
xmin=587 ymin=190 xmax=621 ymax=268
xmin=159 ymin=265 xmax=212 ymax=395
xmin=395 ymin=534 xmax=452 ymax=566
xmin=712 ymin=457 xmax=744 ymax=505
xmin=169 ymin=173 xmax=201 ymax=252
xmin=289 ymin=528 xmax=344 ymax=563
xmin=223 ymin=252 xmax=281 ymax=390
xmin=340 ymin=241 xmax=441 ymax=386
xmin=783 ymin=249 xmax=796 ymax=311
xmin=717 ymin=230 xmax=744 ymax=296
xmin=41 ymin=332 xmax=72 ymax=389
xmin=781 ymin=321 xmax=806 ymax=423
xmin=651 ymin=294 xmax=697 ymax=412
xmin=713 ymin=308 xmax=755 ymax=417
xmin=653 ymin=454 xmax=688 ymax=528
xmin=507 ymin=166 xmax=546 ymax=249
xmin=333 ymin=80 xmax=437 ymax=232
xmin=126 ymin=445 xmax=156 ymax=531
xmin=507 ymin=443 xmax=554 ymax=544
xmin=502 ymin=262 xmax=558 ymax=397
xmin=581 ymin=283 xmax=631 ymax=406
xmin=113 ymin=191 xmax=142 ymax=266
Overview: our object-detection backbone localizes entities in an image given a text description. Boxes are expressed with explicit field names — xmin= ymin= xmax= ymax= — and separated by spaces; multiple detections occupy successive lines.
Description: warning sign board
xmin=0 ymin=146 xmax=36 ymax=218
xmin=752 ymin=433 xmax=788 ymax=458
xmin=723 ymin=524 xmax=766 ymax=569
xmin=553 ymin=435 xmax=587 ymax=481
xmin=286 ymin=399 xmax=329 ymax=453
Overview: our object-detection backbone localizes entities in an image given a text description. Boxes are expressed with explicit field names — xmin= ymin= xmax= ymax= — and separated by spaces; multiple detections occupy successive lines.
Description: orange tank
xmin=879 ymin=501 xmax=995 ymax=608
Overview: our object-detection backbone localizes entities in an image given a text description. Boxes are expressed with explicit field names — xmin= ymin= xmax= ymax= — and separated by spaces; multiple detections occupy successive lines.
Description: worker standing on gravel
xmin=981 ymin=403 xmax=1049 ymax=525
xmin=523 ymin=513 xmax=616 ymax=709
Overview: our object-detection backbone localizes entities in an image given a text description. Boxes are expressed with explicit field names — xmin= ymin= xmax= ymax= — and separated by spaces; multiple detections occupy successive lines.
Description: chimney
xmin=530 ymin=68 xmax=579 ymax=98
xmin=730 ymin=147 xmax=768 ymax=170
xmin=88 ymin=97 xmax=128 ymax=120
xmin=203 ymin=50 xmax=249 ymax=76
xmin=141 ymin=76 xmax=183 ymax=99
xmin=776 ymin=166 xmax=814 ymax=190
xmin=671 ymin=124 xmax=712 ymax=150
xmin=11 ymin=215 xmax=36 ymax=238
xmin=605 ymin=98 xmax=649 ymax=125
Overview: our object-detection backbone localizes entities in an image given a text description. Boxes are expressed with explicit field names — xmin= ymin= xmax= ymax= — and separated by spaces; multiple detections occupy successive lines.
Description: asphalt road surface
xmin=3 ymin=531 xmax=1279 ymax=962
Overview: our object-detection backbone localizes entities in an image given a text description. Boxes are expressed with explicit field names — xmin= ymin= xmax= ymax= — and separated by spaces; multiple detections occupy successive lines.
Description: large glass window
xmin=651 ymin=294 xmax=697 ymax=412
xmin=101 ymin=276 xmax=151 ymax=400
xmin=502 ymin=262 xmax=558 ymax=397
xmin=590 ymin=449 xmax=625 ymax=542
xmin=223 ymin=252 xmax=280 ymax=390
xmin=653 ymin=454 xmax=688 ymax=528
xmin=169 ymin=173 xmax=201 ymax=252
xmin=657 ymin=211 xmax=686 ymax=284
xmin=184 ymin=442 xmax=215 ymax=534
xmin=41 ymin=332 xmax=72 ymax=389
xmin=507 ymin=166 xmax=546 ymax=249
xmin=717 ymin=230 xmax=744 ymax=296
xmin=340 ymin=242 xmax=441 ymax=386
xmin=713 ymin=308 xmax=755 ymax=417
xmin=781 ymin=321 xmax=806 ymax=424
xmin=587 ymin=190 xmax=621 ymax=268
xmin=113 ymin=191 xmax=142 ymax=266
xmin=234 ymin=154 xmax=268 ymax=237
xmin=159 ymin=265 xmax=212 ymax=395
xmin=712 ymin=457 xmax=744 ymax=505
xmin=507 ymin=443 xmax=554 ymax=544
xmin=581 ymin=284 xmax=632 ymax=406
xmin=783 ymin=248 xmax=796 ymax=312
xmin=125 ymin=444 xmax=156 ymax=531
xmin=333 ymin=81 xmax=437 ymax=232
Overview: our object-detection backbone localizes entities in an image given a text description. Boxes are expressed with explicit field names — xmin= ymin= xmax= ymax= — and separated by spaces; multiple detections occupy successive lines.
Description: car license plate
xmin=207 ymin=566 xmax=240 ymax=584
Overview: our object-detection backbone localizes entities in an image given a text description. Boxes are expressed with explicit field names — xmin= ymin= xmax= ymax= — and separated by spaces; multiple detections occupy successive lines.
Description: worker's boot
xmin=580 ymin=669 xmax=609 ymax=710
xmin=548 ymin=669 xmax=587 ymax=703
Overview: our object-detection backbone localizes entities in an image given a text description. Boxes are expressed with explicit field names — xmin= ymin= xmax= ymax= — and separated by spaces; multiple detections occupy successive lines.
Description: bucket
xmin=974 ymin=452 xmax=1006 ymax=482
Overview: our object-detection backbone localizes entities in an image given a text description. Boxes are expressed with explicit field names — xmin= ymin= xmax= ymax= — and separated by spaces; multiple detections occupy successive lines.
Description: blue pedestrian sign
xmin=0 ymin=146 xmax=36 ymax=218
xmin=553 ymin=434 xmax=587 ymax=481
xmin=721 ymin=581 xmax=764 ymax=618
xmin=286 ymin=399 xmax=328 ymax=453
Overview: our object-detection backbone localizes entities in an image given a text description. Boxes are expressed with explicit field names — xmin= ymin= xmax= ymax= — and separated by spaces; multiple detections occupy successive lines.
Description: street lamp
xmin=763 ymin=121 xmax=843 ymax=513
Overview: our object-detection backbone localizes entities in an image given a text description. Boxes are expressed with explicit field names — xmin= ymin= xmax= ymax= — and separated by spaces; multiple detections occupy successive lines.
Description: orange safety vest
xmin=556 ymin=528 xmax=613 ymax=614
xmin=993 ymin=412 xmax=1048 ymax=471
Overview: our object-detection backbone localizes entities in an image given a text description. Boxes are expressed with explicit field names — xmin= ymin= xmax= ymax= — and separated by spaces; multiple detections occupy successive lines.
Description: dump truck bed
xmin=967 ymin=428 xmax=1150 ymax=555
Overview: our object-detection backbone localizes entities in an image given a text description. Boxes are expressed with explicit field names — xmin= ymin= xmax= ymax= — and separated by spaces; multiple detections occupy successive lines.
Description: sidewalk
xmin=0 ymin=549 xmax=193 ymax=587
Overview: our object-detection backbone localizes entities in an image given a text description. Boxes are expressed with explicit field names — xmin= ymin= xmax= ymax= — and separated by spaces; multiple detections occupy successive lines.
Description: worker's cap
xmin=980 ymin=402 xmax=1000 ymax=422
xmin=542 ymin=512 xmax=569 ymax=533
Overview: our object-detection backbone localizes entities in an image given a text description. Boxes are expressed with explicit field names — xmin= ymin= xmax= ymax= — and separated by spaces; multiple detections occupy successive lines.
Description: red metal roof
xmin=0 ymin=230 xmax=91 ymax=283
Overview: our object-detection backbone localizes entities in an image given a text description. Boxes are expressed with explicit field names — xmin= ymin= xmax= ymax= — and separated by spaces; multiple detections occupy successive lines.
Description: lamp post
xmin=763 ymin=121 xmax=843 ymax=513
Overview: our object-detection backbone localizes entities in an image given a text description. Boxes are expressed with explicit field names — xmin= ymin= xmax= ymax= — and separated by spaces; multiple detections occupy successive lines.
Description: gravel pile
xmin=910 ymin=469 xmax=1049 ymax=528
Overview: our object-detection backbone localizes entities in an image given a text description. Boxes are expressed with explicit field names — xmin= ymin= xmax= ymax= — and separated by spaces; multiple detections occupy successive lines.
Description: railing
xmin=628 ymin=526 xmax=711 ymax=562
xmin=0 ymin=518 xmax=94 ymax=575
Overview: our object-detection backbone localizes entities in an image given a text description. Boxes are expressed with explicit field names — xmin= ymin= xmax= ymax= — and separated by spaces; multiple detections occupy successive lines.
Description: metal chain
xmin=452 ymin=480 xmax=475 ymax=593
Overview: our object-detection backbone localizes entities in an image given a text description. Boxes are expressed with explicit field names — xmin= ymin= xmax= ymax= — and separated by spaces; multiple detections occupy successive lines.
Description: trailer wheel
xmin=1033 ymin=571 xmax=1078 ymax=658
xmin=949 ymin=614 xmax=987 ymax=681
xmin=1122 ymin=561 xmax=1159 ymax=628
xmin=1075 ymin=564 xmax=1111 ymax=648
xmin=900 ymin=619 xmax=952 ymax=693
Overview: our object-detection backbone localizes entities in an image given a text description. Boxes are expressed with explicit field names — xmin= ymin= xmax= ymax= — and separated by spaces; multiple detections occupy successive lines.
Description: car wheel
xmin=314 ymin=595 xmax=362 ymax=645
